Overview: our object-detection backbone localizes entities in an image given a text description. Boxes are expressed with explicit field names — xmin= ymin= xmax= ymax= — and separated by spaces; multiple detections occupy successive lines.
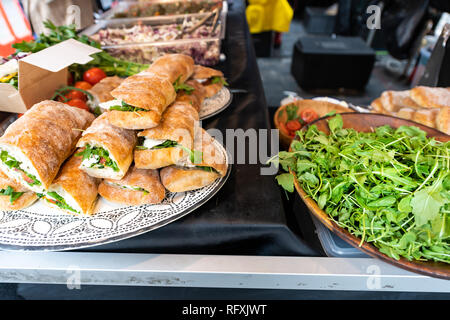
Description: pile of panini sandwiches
xmin=0 ymin=54 xmax=228 ymax=215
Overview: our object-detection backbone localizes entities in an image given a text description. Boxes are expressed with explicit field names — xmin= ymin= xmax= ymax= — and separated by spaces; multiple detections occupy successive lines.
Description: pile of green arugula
xmin=272 ymin=114 xmax=450 ymax=263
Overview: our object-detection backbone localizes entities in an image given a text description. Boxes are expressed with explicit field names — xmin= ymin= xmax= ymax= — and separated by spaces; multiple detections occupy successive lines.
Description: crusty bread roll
xmin=191 ymin=65 xmax=226 ymax=98
xmin=99 ymin=166 xmax=165 ymax=205
xmin=412 ymin=108 xmax=440 ymax=128
xmin=380 ymin=90 xmax=421 ymax=112
xmin=370 ymin=98 xmax=386 ymax=114
xmin=88 ymin=76 xmax=123 ymax=104
xmin=42 ymin=154 xmax=100 ymax=216
xmin=396 ymin=107 xmax=416 ymax=120
xmin=146 ymin=54 xmax=194 ymax=84
xmin=0 ymin=170 xmax=37 ymax=211
xmin=160 ymin=128 xmax=227 ymax=192
xmin=410 ymin=86 xmax=450 ymax=109
xmin=76 ymin=113 xmax=136 ymax=180
xmin=0 ymin=100 xmax=94 ymax=193
xmin=135 ymin=102 xmax=199 ymax=169
xmin=436 ymin=107 xmax=450 ymax=135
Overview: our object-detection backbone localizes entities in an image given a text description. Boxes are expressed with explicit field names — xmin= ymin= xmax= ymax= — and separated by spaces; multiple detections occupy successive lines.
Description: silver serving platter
xmin=0 ymin=140 xmax=231 ymax=251
xmin=199 ymin=87 xmax=232 ymax=120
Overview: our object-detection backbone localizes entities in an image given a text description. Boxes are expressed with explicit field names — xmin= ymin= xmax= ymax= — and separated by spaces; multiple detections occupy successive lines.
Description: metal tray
xmin=96 ymin=0 xmax=227 ymax=40
xmin=83 ymin=12 xmax=224 ymax=65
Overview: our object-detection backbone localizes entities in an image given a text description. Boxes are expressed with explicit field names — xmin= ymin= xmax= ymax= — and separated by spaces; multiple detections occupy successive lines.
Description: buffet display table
xmin=0 ymin=1 xmax=448 ymax=294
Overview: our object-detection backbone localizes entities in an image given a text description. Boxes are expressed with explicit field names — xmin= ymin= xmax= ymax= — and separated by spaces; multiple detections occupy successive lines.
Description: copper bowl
xmin=291 ymin=113 xmax=450 ymax=279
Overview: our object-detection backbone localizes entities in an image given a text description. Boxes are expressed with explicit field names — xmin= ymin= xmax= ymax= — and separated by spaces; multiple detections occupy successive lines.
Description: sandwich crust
xmin=437 ymin=106 xmax=450 ymax=135
xmin=380 ymin=90 xmax=421 ymax=112
xmin=146 ymin=54 xmax=195 ymax=83
xmin=135 ymin=103 xmax=199 ymax=169
xmin=49 ymin=154 xmax=100 ymax=215
xmin=176 ymin=80 xmax=207 ymax=112
xmin=110 ymin=71 xmax=176 ymax=115
xmin=0 ymin=100 xmax=94 ymax=191
xmin=76 ymin=113 xmax=137 ymax=179
xmin=88 ymin=76 xmax=123 ymax=103
xmin=159 ymin=128 xmax=228 ymax=192
xmin=106 ymin=109 xmax=161 ymax=130
xmin=99 ymin=166 xmax=165 ymax=205
xmin=412 ymin=108 xmax=440 ymax=128
xmin=410 ymin=86 xmax=450 ymax=109
xmin=0 ymin=170 xmax=37 ymax=210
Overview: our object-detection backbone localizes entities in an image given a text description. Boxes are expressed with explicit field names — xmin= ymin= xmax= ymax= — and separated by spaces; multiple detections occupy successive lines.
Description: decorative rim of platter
xmin=199 ymin=87 xmax=232 ymax=120
xmin=0 ymin=140 xmax=231 ymax=252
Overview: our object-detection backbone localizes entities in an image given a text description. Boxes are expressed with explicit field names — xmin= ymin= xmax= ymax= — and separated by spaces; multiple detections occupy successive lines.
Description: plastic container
xmin=310 ymin=214 xmax=370 ymax=258
xmin=96 ymin=0 xmax=227 ymax=40
xmin=97 ymin=0 xmax=223 ymax=20
xmin=82 ymin=14 xmax=223 ymax=66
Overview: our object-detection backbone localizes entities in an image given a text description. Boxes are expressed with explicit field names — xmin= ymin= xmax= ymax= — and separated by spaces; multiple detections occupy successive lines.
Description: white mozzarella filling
xmin=46 ymin=185 xmax=81 ymax=213
xmin=0 ymin=146 xmax=43 ymax=192
xmin=142 ymin=138 xmax=167 ymax=149
xmin=98 ymin=99 xmax=123 ymax=111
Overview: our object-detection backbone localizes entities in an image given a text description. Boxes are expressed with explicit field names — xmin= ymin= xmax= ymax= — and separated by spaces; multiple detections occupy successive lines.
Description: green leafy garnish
xmin=76 ymin=144 xmax=119 ymax=172
xmin=272 ymin=114 xmax=450 ymax=264
xmin=211 ymin=76 xmax=229 ymax=86
xmin=0 ymin=186 xmax=24 ymax=204
xmin=12 ymin=21 xmax=148 ymax=81
xmin=173 ymin=76 xmax=194 ymax=94
xmin=0 ymin=151 xmax=41 ymax=186
xmin=46 ymin=191 xmax=78 ymax=213
xmin=110 ymin=101 xmax=147 ymax=112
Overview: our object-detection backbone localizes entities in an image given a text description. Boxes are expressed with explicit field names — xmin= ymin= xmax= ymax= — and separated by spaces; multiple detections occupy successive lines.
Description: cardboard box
xmin=0 ymin=39 xmax=101 ymax=113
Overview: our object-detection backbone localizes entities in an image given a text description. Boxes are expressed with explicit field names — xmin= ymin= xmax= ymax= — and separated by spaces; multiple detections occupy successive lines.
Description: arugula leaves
xmin=136 ymin=139 xmax=203 ymax=164
xmin=173 ymin=76 xmax=194 ymax=94
xmin=46 ymin=192 xmax=78 ymax=213
xmin=76 ymin=144 xmax=119 ymax=172
xmin=0 ymin=186 xmax=24 ymax=204
xmin=0 ymin=151 xmax=41 ymax=186
xmin=273 ymin=114 xmax=450 ymax=264
xmin=211 ymin=76 xmax=229 ymax=86
xmin=110 ymin=101 xmax=147 ymax=112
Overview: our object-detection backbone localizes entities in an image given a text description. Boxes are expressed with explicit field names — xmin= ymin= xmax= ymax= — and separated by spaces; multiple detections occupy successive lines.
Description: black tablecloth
xmin=80 ymin=0 xmax=320 ymax=256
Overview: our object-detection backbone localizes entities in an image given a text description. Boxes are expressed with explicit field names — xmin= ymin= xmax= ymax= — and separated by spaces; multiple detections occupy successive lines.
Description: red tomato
xmin=22 ymin=174 xmax=34 ymax=184
xmin=17 ymin=113 xmax=24 ymax=118
xmin=66 ymin=90 xmax=87 ymax=101
xmin=300 ymin=109 xmax=319 ymax=123
xmin=286 ymin=120 xmax=301 ymax=131
xmin=66 ymin=99 xmax=90 ymax=111
xmin=75 ymin=81 xmax=92 ymax=90
xmin=83 ymin=68 xmax=107 ymax=85
xmin=99 ymin=157 xmax=106 ymax=165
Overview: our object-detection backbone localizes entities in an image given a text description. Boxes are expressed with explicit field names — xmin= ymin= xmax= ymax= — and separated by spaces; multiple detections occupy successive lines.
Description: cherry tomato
xmin=66 ymin=99 xmax=90 ymax=111
xmin=286 ymin=120 xmax=301 ymax=131
xmin=66 ymin=90 xmax=87 ymax=101
xmin=75 ymin=81 xmax=92 ymax=90
xmin=83 ymin=68 xmax=107 ymax=85
xmin=300 ymin=109 xmax=319 ymax=123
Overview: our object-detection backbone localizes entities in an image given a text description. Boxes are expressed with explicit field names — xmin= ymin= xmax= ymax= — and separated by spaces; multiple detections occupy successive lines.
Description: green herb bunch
xmin=273 ymin=114 xmax=450 ymax=263
xmin=13 ymin=21 xmax=148 ymax=81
